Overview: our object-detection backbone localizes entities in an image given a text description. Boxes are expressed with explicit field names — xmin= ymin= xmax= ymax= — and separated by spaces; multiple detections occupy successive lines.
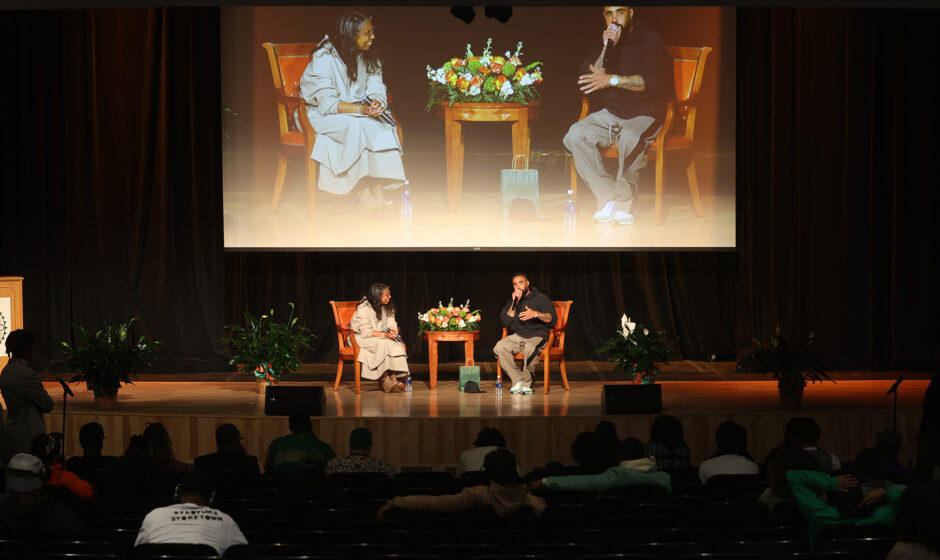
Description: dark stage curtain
xmin=1 ymin=8 xmax=937 ymax=372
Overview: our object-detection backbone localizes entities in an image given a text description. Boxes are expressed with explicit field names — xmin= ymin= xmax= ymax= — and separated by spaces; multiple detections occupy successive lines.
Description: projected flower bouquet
xmin=425 ymin=38 xmax=543 ymax=110
xmin=418 ymin=298 xmax=482 ymax=334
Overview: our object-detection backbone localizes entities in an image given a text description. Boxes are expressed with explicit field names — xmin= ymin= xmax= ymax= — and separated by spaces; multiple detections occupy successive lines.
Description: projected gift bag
xmin=501 ymin=154 xmax=539 ymax=218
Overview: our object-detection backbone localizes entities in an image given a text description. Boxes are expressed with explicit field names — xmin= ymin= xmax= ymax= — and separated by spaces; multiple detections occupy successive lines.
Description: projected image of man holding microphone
xmin=563 ymin=6 xmax=672 ymax=226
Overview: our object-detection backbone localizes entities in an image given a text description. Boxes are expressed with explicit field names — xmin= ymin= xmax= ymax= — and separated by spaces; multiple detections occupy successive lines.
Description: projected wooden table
xmin=423 ymin=330 xmax=480 ymax=389
xmin=439 ymin=102 xmax=540 ymax=212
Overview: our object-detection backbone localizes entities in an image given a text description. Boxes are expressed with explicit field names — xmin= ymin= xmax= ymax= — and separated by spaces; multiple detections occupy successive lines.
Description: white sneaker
xmin=593 ymin=200 xmax=616 ymax=222
xmin=520 ymin=386 xmax=534 ymax=395
xmin=613 ymin=210 xmax=635 ymax=225
xmin=509 ymin=381 xmax=524 ymax=394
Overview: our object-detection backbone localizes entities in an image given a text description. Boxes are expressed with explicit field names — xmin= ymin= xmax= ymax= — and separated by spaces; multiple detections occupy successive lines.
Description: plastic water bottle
xmin=494 ymin=376 xmax=502 ymax=397
xmin=401 ymin=189 xmax=413 ymax=223
xmin=404 ymin=375 xmax=412 ymax=392
xmin=564 ymin=189 xmax=576 ymax=231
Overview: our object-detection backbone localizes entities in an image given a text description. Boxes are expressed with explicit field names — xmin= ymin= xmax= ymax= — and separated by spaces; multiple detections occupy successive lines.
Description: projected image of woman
xmin=300 ymin=11 xmax=407 ymax=216
xmin=350 ymin=282 xmax=410 ymax=393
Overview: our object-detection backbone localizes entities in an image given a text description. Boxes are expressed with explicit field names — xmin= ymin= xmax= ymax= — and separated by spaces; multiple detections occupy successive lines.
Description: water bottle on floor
xmin=495 ymin=375 xmax=502 ymax=397
xmin=564 ymin=189 xmax=576 ymax=231
xmin=404 ymin=375 xmax=412 ymax=392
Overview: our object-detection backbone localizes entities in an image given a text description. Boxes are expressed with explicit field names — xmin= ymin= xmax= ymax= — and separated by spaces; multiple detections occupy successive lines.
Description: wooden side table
xmin=423 ymin=330 xmax=481 ymax=389
xmin=439 ymin=102 xmax=540 ymax=212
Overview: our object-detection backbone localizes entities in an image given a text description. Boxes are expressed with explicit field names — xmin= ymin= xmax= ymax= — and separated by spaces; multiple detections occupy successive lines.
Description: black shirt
xmin=580 ymin=19 xmax=672 ymax=122
xmin=499 ymin=287 xmax=557 ymax=340
xmin=193 ymin=449 xmax=261 ymax=477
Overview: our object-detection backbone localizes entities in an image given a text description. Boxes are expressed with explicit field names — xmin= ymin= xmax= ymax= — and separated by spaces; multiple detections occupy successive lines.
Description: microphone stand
xmin=57 ymin=377 xmax=74 ymax=462
xmin=886 ymin=376 xmax=904 ymax=432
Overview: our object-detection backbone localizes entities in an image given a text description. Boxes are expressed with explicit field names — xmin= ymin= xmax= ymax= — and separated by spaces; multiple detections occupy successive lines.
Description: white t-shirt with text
xmin=135 ymin=503 xmax=247 ymax=555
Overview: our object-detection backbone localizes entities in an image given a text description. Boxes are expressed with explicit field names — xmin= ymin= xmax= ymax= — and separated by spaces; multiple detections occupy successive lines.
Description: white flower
xmin=643 ymin=328 xmax=649 ymax=336
xmin=469 ymin=85 xmax=481 ymax=96
xmin=505 ymin=51 xmax=511 ymax=57
xmin=462 ymin=72 xmax=473 ymax=82
xmin=620 ymin=314 xmax=636 ymax=338
xmin=458 ymin=319 xmax=466 ymax=328
xmin=519 ymin=74 xmax=535 ymax=86
xmin=498 ymin=80 xmax=514 ymax=97
xmin=480 ymin=56 xmax=491 ymax=65
xmin=435 ymin=69 xmax=447 ymax=84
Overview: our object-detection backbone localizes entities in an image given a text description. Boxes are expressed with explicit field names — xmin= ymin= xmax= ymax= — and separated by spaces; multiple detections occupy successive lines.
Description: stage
xmin=29 ymin=361 xmax=929 ymax=474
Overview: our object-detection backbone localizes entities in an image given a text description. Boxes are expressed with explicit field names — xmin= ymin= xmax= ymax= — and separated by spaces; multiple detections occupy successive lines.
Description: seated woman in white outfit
xmin=300 ymin=11 xmax=406 ymax=215
xmin=350 ymin=282 xmax=409 ymax=393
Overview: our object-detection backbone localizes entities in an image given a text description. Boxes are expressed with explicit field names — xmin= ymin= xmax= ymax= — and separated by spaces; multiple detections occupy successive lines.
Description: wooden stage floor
xmin=30 ymin=364 xmax=930 ymax=475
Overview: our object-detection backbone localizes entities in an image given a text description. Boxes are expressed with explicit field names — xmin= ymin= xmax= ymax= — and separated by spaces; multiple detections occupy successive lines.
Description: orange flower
xmin=490 ymin=62 xmax=503 ymax=74
xmin=445 ymin=71 xmax=458 ymax=85
xmin=456 ymin=77 xmax=470 ymax=90
xmin=452 ymin=58 xmax=466 ymax=68
xmin=514 ymin=68 xmax=526 ymax=82
xmin=495 ymin=74 xmax=507 ymax=88
xmin=470 ymin=75 xmax=483 ymax=87
xmin=479 ymin=65 xmax=491 ymax=77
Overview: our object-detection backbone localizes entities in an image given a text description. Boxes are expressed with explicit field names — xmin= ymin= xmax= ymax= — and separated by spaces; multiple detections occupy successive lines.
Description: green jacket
xmin=542 ymin=457 xmax=673 ymax=494
xmin=785 ymin=469 xmax=902 ymax=548
xmin=265 ymin=432 xmax=336 ymax=474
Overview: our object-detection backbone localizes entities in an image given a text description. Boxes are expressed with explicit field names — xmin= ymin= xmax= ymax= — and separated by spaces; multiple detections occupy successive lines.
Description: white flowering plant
xmin=425 ymin=39 xmax=543 ymax=110
xmin=596 ymin=314 xmax=675 ymax=384
xmin=417 ymin=298 xmax=482 ymax=335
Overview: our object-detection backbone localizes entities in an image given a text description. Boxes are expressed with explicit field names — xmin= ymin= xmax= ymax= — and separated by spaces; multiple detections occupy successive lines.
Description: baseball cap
xmin=5 ymin=453 xmax=45 ymax=493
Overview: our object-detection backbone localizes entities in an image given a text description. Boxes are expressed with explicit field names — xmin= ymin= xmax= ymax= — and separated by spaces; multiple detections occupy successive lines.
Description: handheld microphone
xmin=510 ymin=296 xmax=520 ymax=312
xmin=57 ymin=376 xmax=75 ymax=397
xmin=384 ymin=327 xmax=403 ymax=343
xmin=602 ymin=23 xmax=622 ymax=69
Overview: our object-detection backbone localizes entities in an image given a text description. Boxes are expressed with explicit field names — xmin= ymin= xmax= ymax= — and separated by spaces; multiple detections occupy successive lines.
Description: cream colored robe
xmin=350 ymin=301 xmax=409 ymax=380
xmin=299 ymin=38 xmax=405 ymax=195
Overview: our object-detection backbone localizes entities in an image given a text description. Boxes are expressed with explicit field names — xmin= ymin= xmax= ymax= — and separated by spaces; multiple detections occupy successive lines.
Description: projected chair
xmin=570 ymin=46 xmax=712 ymax=224
xmin=496 ymin=300 xmax=572 ymax=394
xmin=262 ymin=42 xmax=404 ymax=218
xmin=330 ymin=300 xmax=363 ymax=393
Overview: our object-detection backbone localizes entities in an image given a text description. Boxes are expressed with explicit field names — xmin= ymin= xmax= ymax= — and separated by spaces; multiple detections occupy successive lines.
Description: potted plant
xmin=61 ymin=317 xmax=159 ymax=410
xmin=222 ymin=302 xmax=315 ymax=389
xmin=738 ymin=326 xmax=832 ymax=409
xmin=596 ymin=314 xmax=675 ymax=414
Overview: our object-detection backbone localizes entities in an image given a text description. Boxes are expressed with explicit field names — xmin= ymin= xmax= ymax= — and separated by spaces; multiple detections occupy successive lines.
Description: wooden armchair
xmin=496 ymin=300 xmax=573 ymax=394
xmin=570 ymin=46 xmax=712 ymax=224
xmin=262 ymin=42 xmax=320 ymax=218
xmin=330 ymin=300 xmax=363 ymax=393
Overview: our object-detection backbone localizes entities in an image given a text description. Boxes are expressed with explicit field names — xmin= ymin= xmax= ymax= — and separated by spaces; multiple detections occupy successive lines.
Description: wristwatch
xmin=608 ymin=74 xmax=620 ymax=87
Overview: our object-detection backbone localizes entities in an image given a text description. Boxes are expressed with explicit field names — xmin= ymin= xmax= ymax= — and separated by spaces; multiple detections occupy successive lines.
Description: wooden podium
xmin=0 ymin=276 xmax=24 ymax=369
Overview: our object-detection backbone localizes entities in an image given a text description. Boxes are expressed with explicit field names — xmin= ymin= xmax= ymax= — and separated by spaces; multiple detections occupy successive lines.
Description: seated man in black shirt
xmin=493 ymin=273 xmax=557 ymax=395
xmin=564 ymin=6 xmax=671 ymax=225
xmin=64 ymin=422 xmax=116 ymax=481
xmin=193 ymin=423 xmax=260 ymax=476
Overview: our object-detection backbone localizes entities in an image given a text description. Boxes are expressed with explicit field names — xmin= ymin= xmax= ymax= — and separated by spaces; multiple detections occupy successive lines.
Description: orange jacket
xmin=48 ymin=463 xmax=94 ymax=500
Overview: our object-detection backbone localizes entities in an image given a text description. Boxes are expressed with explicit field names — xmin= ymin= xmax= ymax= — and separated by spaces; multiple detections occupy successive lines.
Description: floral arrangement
xmin=221 ymin=302 xmax=316 ymax=385
xmin=596 ymin=314 xmax=674 ymax=384
xmin=418 ymin=298 xmax=482 ymax=334
xmin=425 ymin=38 xmax=543 ymax=109
xmin=62 ymin=318 xmax=159 ymax=397
xmin=739 ymin=326 xmax=831 ymax=390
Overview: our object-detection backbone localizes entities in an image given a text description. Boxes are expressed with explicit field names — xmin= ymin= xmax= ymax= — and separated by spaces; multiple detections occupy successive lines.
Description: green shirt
xmin=265 ymin=432 xmax=336 ymax=474
xmin=785 ymin=469 xmax=902 ymax=548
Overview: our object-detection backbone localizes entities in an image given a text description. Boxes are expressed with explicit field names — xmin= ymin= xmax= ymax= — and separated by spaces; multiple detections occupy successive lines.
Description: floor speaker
xmin=264 ymin=385 xmax=326 ymax=416
xmin=602 ymin=384 xmax=663 ymax=414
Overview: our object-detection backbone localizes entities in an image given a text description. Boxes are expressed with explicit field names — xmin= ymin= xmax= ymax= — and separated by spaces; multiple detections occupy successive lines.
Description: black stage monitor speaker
xmin=602 ymin=384 xmax=663 ymax=414
xmin=264 ymin=385 xmax=327 ymax=416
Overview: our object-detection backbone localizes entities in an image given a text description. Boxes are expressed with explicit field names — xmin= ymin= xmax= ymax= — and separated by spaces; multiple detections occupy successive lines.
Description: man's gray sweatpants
xmin=564 ymin=109 xmax=659 ymax=213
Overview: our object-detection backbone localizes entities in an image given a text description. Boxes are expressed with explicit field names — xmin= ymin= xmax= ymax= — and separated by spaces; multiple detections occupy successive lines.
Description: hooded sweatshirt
xmin=384 ymin=481 xmax=547 ymax=518
xmin=542 ymin=457 xmax=673 ymax=494
xmin=499 ymin=287 xmax=557 ymax=340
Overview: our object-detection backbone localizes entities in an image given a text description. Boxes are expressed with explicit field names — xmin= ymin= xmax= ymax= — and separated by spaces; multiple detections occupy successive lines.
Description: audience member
xmin=135 ymin=470 xmax=247 ymax=555
xmin=0 ymin=330 xmax=54 ymax=455
xmin=915 ymin=365 xmax=940 ymax=481
xmin=30 ymin=432 xmax=94 ymax=502
xmin=595 ymin=420 xmax=623 ymax=464
xmin=378 ymin=448 xmax=546 ymax=519
xmin=887 ymin=480 xmax=940 ymax=560
xmin=273 ymin=451 xmax=350 ymax=507
xmin=457 ymin=427 xmax=508 ymax=477
xmin=570 ymin=431 xmax=621 ymax=475
xmin=532 ymin=437 xmax=672 ymax=495
xmin=265 ymin=414 xmax=336 ymax=474
xmin=698 ymin=421 xmax=759 ymax=483
xmin=0 ymin=453 xmax=84 ymax=539
xmin=93 ymin=434 xmax=174 ymax=518
xmin=760 ymin=446 xmax=820 ymax=514
xmin=64 ymin=422 xmax=116 ymax=481
xmin=844 ymin=430 xmax=912 ymax=480
xmin=645 ymin=414 xmax=692 ymax=471
xmin=143 ymin=422 xmax=191 ymax=474
xmin=789 ymin=417 xmax=842 ymax=473
xmin=193 ymin=424 xmax=260 ymax=476
xmin=787 ymin=464 xmax=902 ymax=547
xmin=326 ymin=427 xmax=395 ymax=476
